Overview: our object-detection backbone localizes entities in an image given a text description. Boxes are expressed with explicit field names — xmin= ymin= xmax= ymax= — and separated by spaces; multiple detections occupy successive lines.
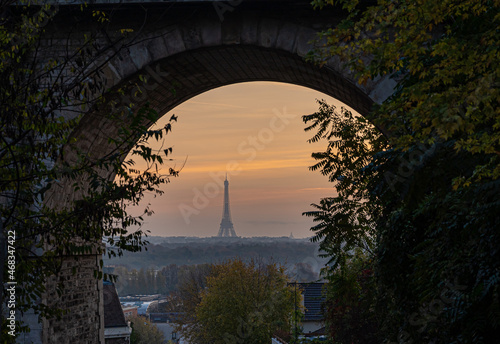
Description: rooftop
xmin=103 ymin=283 xmax=128 ymax=328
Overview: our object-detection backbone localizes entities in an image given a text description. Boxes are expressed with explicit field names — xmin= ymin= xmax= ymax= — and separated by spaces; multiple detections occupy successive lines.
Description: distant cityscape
xmin=104 ymin=234 xmax=327 ymax=343
xmin=102 ymin=173 xmax=326 ymax=342
xmin=145 ymin=233 xmax=302 ymax=244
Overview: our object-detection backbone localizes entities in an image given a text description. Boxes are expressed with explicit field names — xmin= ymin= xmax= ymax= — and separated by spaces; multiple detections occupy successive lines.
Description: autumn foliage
xmin=304 ymin=1 xmax=500 ymax=343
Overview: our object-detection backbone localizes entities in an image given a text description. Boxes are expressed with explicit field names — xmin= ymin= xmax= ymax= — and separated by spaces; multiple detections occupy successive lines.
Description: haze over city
xmin=131 ymin=81 xmax=355 ymax=238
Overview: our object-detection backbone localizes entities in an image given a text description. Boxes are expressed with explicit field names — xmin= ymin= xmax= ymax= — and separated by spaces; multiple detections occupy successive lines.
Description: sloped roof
xmin=103 ymin=281 xmax=128 ymax=328
xmin=300 ymin=282 xmax=326 ymax=321
xmin=305 ymin=326 xmax=326 ymax=337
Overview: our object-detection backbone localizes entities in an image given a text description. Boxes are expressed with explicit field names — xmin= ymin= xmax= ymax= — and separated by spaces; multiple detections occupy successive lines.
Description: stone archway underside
xmin=74 ymin=44 xmax=374 ymax=167
xmin=136 ymin=44 xmax=373 ymax=117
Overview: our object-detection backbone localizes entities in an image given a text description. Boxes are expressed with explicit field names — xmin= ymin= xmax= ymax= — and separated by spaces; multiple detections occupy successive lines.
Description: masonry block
xmin=294 ymin=27 xmax=316 ymax=58
xmin=180 ymin=24 xmax=203 ymax=50
xmin=43 ymin=254 xmax=102 ymax=344
xmin=145 ymin=33 xmax=169 ymax=62
xmin=200 ymin=20 xmax=222 ymax=46
xmin=128 ymin=42 xmax=152 ymax=70
xmin=240 ymin=15 xmax=259 ymax=45
xmin=108 ymin=51 xmax=139 ymax=80
xmin=276 ymin=22 xmax=299 ymax=51
xmin=259 ymin=18 xmax=280 ymax=48
xmin=369 ymin=76 xmax=397 ymax=104
xmin=163 ymin=26 xmax=186 ymax=56
xmin=222 ymin=19 xmax=241 ymax=45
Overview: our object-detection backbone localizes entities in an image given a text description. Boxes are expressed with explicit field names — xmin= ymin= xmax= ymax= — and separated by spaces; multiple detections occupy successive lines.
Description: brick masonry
xmin=41 ymin=254 xmax=104 ymax=344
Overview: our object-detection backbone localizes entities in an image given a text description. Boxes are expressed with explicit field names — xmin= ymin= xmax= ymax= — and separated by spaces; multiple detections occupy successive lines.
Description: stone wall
xmin=42 ymin=254 xmax=103 ymax=344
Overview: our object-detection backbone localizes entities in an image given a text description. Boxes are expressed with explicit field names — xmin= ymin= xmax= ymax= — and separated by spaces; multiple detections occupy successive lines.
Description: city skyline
xmin=130 ymin=81 xmax=355 ymax=238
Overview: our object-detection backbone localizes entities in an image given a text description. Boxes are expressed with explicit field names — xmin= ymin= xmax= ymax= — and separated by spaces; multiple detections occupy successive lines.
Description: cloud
xmin=151 ymin=158 xmax=312 ymax=175
xmin=243 ymin=220 xmax=297 ymax=226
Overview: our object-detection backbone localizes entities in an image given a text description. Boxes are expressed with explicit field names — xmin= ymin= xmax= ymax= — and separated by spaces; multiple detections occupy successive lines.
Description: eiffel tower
xmin=217 ymin=175 xmax=238 ymax=237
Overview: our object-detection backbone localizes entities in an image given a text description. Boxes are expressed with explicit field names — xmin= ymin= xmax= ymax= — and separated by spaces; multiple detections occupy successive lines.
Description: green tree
xmin=177 ymin=259 xmax=300 ymax=344
xmin=129 ymin=269 xmax=140 ymax=295
xmin=302 ymin=101 xmax=385 ymax=269
xmin=303 ymin=1 xmax=500 ymax=342
xmin=160 ymin=264 xmax=180 ymax=294
xmin=171 ymin=263 xmax=215 ymax=343
xmin=323 ymin=249 xmax=379 ymax=344
xmin=1 ymin=0 xmax=178 ymax=340
xmin=137 ymin=268 xmax=147 ymax=294
xmin=310 ymin=0 xmax=499 ymax=186
xmin=129 ymin=315 xmax=165 ymax=344
xmin=304 ymin=102 xmax=500 ymax=343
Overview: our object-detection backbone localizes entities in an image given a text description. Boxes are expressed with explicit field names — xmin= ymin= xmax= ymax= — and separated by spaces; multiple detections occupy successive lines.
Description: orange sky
xmin=130 ymin=81 xmax=354 ymax=238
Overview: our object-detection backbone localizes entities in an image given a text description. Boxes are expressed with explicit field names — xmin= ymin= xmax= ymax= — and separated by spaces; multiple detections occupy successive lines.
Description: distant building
xmin=121 ymin=306 xmax=138 ymax=319
xmin=217 ymin=175 xmax=238 ymax=237
xmin=138 ymin=301 xmax=152 ymax=315
xmin=103 ymin=281 xmax=132 ymax=344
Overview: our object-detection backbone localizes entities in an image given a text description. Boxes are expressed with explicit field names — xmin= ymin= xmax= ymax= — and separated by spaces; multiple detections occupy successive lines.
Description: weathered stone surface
xmin=240 ymin=15 xmax=259 ymax=45
xmin=128 ymin=42 xmax=151 ymax=70
xmin=294 ymin=26 xmax=317 ymax=58
xmin=222 ymin=19 xmax=241 ymax=45
xmin=100 ymin=62 xmax=122 ymax=90
xmin=259 ymin=18 xmax=280 ymax=48
xmin=145 ymin=31 xmax=170 ymax=62
xmin=163 ymin=26 xmax=186 ymax=56
xmin=108 ymin=51 xmax=139 ymax=80
xmin=276 ymin=22 xmax=300 ymax=51
xmin=43 ymin=254 xmax=102 ymax=344
xmin=200 ymin=20 xmax=222 ymax=46
xmin=180 ymin=24 xmax=203 ymax=51
xmin=369 ymin=76 xmax=397 ymax=104
xmin=325 ymin=55 xmax=343 ymax=74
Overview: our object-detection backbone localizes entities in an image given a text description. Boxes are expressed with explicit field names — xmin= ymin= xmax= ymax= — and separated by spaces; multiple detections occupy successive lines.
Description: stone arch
xmin=66 ymin=15 xmax=395 ymax=181
xmin=97 ymin=15 xmax=391 ymax=116
xmin=37 ymin=7 xmax=397 ymax=343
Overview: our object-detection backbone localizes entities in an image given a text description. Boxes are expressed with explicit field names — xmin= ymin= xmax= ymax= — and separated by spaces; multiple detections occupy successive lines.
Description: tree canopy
xmin=176 ymin=259 xmax=300 ymax=344
xmin=323 ymin=249 xmax=379 ymax=344
xmin=1 ymin=1 xmax=178 ymax=340
xmin=129 ymin=315 xmax=165 ymax=344
xmin=303 ymin=0 xmax=500 ymax=343
xmin=310 ymin=1 xmax=499 ymax=184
